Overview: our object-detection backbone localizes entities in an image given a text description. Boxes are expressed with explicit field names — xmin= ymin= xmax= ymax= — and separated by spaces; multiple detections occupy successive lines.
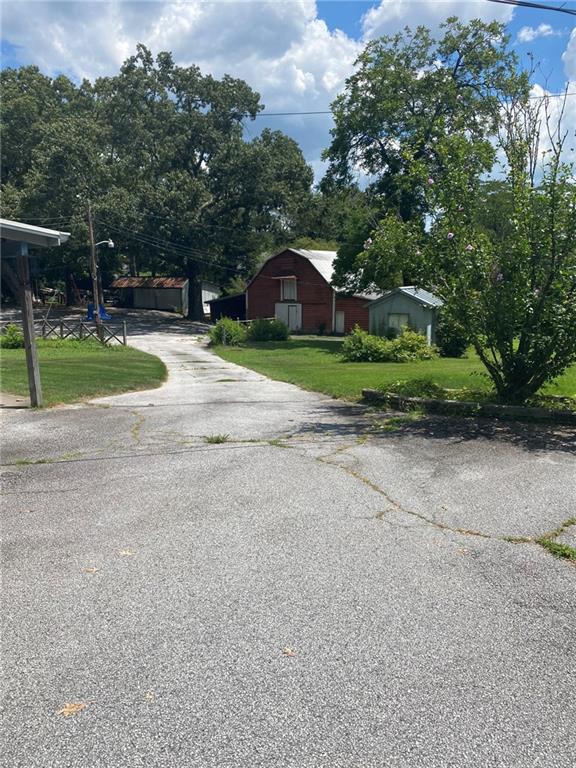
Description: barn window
xmin=281 ymin=279 xmax=297 ymax=301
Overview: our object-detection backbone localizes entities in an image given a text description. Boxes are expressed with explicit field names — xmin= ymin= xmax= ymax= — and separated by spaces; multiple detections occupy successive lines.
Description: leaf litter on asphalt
xmin=56 ymin=703 xmax=86 ymax=717
xmin=119 ymin=549 xmax=136 ymax=556
xmin=282 ymin=647 xmax=297 ymax=657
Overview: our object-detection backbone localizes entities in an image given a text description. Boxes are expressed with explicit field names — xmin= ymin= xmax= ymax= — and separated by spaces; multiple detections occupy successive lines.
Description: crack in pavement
xmin=306 ymin=437 xmax=576 ymax=564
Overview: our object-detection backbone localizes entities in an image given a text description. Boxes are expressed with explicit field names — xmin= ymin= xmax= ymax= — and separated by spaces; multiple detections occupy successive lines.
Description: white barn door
xmin=275 ymin=303 xmax=302 ymax=331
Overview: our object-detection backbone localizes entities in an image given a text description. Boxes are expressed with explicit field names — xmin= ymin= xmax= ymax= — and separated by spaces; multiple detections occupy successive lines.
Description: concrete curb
xmin=362 ymin=389 xmax=576 ymax=426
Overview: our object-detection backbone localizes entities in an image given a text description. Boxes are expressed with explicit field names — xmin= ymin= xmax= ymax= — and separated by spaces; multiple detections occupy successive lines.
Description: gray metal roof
xmin=291 ymin=249 xmax=337 ymax=284
xmin=291 ymin=249 xmax=377 ymax=300
xmin=370 ymin=286 xmax=443 ymax=308
xmin=0 ymin=218 xmax=70 ymax=248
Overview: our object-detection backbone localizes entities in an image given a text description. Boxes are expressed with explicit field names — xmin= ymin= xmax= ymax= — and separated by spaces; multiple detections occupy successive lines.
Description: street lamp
xmin=87 ymin=203 xmax=114 ymax=339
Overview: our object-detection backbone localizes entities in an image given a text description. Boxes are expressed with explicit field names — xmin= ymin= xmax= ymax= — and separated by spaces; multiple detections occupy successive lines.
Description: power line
xmin=485 ymin=0 xmax=576 ymax=15
xmin=250 ymin=92 xmax=576 ymax=119
xmin=94 ymin=219 xmax=347 ymax=287
xmin=253 ymin=110 xmax=332 ymax=117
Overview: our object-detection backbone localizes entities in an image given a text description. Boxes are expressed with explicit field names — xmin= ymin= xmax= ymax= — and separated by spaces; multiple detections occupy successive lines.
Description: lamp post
xmin=87 ymin=201 xmax=114 ymax=340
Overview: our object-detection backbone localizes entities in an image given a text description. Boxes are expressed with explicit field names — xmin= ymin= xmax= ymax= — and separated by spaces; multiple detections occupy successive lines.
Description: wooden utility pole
xmin=87 ymin=202 xmax=103 ymax=341
xmin=16 ymin=250 xmax=43 ymax=407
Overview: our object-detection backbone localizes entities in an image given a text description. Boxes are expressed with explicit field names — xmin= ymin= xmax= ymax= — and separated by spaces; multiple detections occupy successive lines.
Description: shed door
xmin=335 ymin=311 xmax=345 ymax=334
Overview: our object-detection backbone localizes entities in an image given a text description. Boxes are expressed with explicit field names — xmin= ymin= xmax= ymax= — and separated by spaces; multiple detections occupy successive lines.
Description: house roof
xmin=207 ymin=292 xmax=245 ymax=304
xmin=111 ymin=277 xmax=188 ymax=289
xmin=0 ymin=218 xmax=70 ymax=248
xmin=369 ymin=286 xmax=443 ymax=309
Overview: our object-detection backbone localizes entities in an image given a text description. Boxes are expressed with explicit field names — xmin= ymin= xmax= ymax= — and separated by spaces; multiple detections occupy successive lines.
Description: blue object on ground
xmin=87 ymin=302 xmax=112 ymax=321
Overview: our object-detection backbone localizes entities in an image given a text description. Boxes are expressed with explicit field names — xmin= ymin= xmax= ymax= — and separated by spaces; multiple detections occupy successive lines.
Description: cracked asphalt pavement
xmin=1 ymin=318 xmax=575 ymax=767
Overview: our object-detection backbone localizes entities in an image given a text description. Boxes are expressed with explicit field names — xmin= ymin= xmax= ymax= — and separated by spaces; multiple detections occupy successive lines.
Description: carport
xmin=1 ymin=218 xmax=70 ymax=407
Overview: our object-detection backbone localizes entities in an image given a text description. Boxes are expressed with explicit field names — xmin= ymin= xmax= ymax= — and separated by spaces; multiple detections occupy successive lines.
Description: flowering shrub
xmin=342 ymin=326 xmax=437 ymax=363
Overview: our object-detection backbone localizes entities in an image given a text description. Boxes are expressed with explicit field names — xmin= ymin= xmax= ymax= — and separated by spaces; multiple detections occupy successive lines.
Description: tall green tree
xmin=323 ymin=17 xmax=528 ymax=291
xmin=1 ymin=46 xmax=314 ymax=318
xmin=353 ymin=92 xmax=576 ymax=404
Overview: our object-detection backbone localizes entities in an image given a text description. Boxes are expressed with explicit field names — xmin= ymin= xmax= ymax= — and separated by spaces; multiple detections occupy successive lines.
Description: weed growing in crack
xmin=371 ymin=411 xmax=425 ymax=432
xmin=267 ymin=439 xmax=291 ymax=449
xmin=204 ymin=434 xmax=231 ymax=444
xmin=536 ymin=538 xmax=576 ymax=562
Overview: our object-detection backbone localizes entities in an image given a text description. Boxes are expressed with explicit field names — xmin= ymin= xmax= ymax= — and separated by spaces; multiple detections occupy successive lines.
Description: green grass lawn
xmin=0 ymin=339 xmax=167 ymax=406
xmin=215 ymin=336 xmax=576 ymax=403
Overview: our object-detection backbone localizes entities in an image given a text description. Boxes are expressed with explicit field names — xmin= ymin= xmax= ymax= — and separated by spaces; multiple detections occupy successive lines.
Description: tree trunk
xmin=65 ymin=268 xmax=75 ymax=306
xmin=2 ymin=261 xmax=20 ymax=299
xmin=185 ymin=259 xmax=205 ymax=320
xmin=129 ymin=252 xmax=138 ymax=277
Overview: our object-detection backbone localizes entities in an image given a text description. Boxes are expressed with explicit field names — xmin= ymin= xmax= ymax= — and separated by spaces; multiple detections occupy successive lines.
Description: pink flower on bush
xmin=427 ymin=177 xmax=434 ymax=186
xmin=363 ymin=238 xmax=373 ymax=249
xmin=447 ymin=232 xmax=454 ymax=240
xmin=466 ymin=244 xmax=473 ymax=252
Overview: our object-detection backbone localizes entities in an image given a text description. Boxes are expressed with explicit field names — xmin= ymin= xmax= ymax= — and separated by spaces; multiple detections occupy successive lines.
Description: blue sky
xmin=2 ymin=1 xmax=574 ymax=173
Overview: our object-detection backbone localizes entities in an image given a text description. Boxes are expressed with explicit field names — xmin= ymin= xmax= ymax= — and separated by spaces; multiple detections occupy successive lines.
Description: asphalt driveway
xmin=1 ymin=320 xmax=575 ymax=767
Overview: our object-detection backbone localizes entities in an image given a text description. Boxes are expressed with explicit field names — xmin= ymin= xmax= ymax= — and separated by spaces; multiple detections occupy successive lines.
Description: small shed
xmin=368 ymin=286 xmax=443 ymax=343
xmin=207 ymin=293 xmax=246 ymax=322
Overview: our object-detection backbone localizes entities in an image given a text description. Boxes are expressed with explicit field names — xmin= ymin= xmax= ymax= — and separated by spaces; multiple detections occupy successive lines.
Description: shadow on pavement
xmin=293 ymin=403 xmax=576 ymax=455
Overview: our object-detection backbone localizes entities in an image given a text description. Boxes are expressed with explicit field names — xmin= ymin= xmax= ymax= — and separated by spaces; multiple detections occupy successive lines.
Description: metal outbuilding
xmin=110 ymin=277 xmax=220 ymax=316
xmin=367 ymin=286 xmax=443 ymax=344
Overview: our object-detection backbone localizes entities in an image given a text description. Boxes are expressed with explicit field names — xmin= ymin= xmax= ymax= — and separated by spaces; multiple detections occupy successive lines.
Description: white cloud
xmin=517 ymin=24 xmax=559 ymax=44
xmin=1 ymin=1 xmax=319 ymax=80
xmin=0 ymin=1 xmax=360 ymax=169
xmin=362 ymin=0 xmax=513 ymax=40
xmin=563 ymin=27 xmax=576 ymax=80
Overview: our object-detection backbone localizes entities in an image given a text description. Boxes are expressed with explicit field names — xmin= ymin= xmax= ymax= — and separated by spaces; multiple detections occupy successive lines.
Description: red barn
xmin=246 ymin=248 xmax=376 ymax=334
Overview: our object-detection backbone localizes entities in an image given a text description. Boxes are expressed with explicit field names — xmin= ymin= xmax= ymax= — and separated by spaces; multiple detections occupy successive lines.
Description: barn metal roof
xmin=111 ymin=277 xmax=188 ymax=289
xmin=291 ymin=249 xmax=337 ymax=284
xmin=289 ymin=249 xmax=378 ymax=300
xmin=0 ymin=218 xmax=70 ymax=248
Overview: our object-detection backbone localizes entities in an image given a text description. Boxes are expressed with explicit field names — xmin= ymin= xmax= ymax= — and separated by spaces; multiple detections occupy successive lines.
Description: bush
xmin=0 ymin=324 xmax=25 ymax=349
xmin=209 ymin=317 xmax=247 ymax=346
xmin=342 ymin=326 xmax=438 ymax=363
xmin=435 ymin=313 xmax=469 ymax=358
xmin=341 ymin=327 xmax=391 ymax=362
xmin=393 ymin=329 xmax=437 ymax=362
xmin=247 ymin=318 xmax=289 ymax=342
